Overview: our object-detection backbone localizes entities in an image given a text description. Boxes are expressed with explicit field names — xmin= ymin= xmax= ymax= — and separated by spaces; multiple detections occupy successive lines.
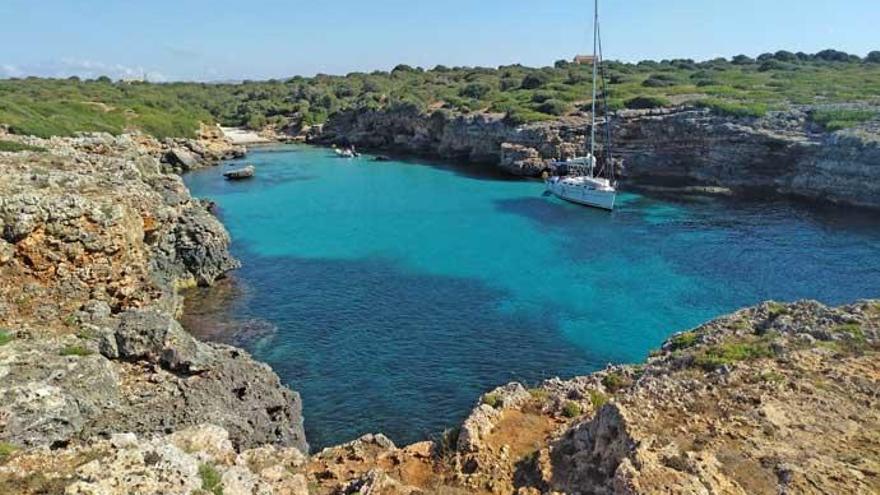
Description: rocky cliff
xmin=3 ymin=299 xmax=877 ymax=494
xmin=317 ymin=106 xmax=880 ymax=209
xmin=1 ymin=129 xmax=878 ymax=495
xmin=0 ymin=132 xmax=307 ymax=456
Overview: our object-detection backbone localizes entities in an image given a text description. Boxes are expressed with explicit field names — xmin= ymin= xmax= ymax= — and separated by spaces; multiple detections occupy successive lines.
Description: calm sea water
xmin=184 ymin=145 xmax=880 ymax=450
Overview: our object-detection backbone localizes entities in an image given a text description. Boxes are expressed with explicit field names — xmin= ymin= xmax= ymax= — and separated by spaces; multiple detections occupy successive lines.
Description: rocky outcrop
xmin=5 ymin=299 xmax=876 ymax=494
xmin=317 ymin=105 xmax=880 ymax=208
xmin=0 ymin=133 xmax=307 ymax=458
xmin=0 ymin=425 xmax=310 ymax=495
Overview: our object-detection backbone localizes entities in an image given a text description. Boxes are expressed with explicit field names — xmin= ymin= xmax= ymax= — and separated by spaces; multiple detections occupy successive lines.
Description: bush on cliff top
xmin=810 ymin=108 xmax=876 ymax=131
xmin=696 ymin=98 xmax=768 ymax=118
xmin=0 ymin=140 xmax=46 ymax=152
xmin=1 ymin=49 xmax=878 ymax=138
xmin=199 ymin=464 xmax=224 ymax=495
xmin=624 ymin=95 xmax=671 ymax=109
xmin=692 ymin=337 xmax=776 ymax=370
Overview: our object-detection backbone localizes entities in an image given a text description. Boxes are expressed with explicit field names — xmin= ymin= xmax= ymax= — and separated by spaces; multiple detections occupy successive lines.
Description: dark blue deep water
xmin=184 ymin=145 xmax=880 ymax=450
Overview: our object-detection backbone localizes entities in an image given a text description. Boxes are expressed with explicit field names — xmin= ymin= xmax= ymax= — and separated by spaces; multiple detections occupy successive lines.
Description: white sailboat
xmin=546 ymin=0 xmax=617 ymax=211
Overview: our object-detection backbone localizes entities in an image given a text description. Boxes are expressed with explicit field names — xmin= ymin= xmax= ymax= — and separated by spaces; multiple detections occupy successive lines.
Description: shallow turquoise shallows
xmin=184 ymin=145 xmax=880 ymax=450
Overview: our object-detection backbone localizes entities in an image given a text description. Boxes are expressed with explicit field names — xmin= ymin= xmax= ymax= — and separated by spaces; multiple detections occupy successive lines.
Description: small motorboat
xmin=334 ymin=146 xmax=360 ymax=158
xmin=223 ymin=165 xmax=255 ymax=180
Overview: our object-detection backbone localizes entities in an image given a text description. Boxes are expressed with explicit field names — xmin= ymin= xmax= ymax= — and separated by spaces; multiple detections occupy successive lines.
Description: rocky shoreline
xmin=0 ymin=131 xmax=307 ymax=457
xmin=315 ymin=105 xmax=880 ymax=209
xmin=1 ymin=129 xmax=878 ymax=494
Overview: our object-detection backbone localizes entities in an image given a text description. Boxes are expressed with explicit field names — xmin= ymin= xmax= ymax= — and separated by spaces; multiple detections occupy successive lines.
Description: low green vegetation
xmin=562 ymin=401 xmax=582 ymax=418
xmin=589 ymin=389 xmax=609 ymax=409
xmin=481 ymin=393 xmax=501 ymax=408
xmin=766 ymin=302 xmax=789 ymax=318
xmin=198 ymin=464 xmax=224 ymax=495
xmin=59 ymin=345 xmax=94 ymax=357
xmin=0 ymin=331 xmax=12 ymax=346
xmin=0 ymin=442 xmax=17 ymax=459
xmin=692 ymin=337 xmax=776 ymax=370
xmin=810 ymin=108 xmax=877 ymax=131
xmin=601 ymin=371 xmax=631 ymax=392
xmin=1 ymin=49 xmax=878 ymax=138
xmin=624 ymin=95 xmax=671 ymax=109
xmin=833 ymin=323 xmax=865 ymax=341
xmin=695 ymin=98 xmax=768 ymax=118
xmin=759 ymin=370 xmax=786 ymax=384
xmin=669 ymin=331 xmax=699 ymax=350
xmin=528 ymin=388 xmax=549 ymax=402
xmin=0 ymin=140 xmax=46 ymax=152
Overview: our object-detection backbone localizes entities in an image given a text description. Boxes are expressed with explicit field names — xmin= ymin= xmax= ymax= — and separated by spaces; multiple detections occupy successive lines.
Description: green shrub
xmin=624 ymin=96 xmax=670 ymax=109
xmin=833 ymin=323 xmax=865 ymax=341
xmin=766 ymin=301 xmax=788 ymax=318
xmin=0 ymin=331 xmax=12 ymax=346
xmin=59 ymin=345 xmax=94 ymax=357
xmin=0 ymin=442 xmax=18 ymax=459
xmin=693 ymin=339 xmax=775 ymax=370
xmin=535 ymin=99 xmax=570 ymax=116
xmin=601 ymin=372 xmax=630 ymax=392
xmin=199 ymin=464 xmax=224 ymax=495
xmin=642 ymin=74 xmax=678 ymax=87
xmin=482 ymin=393 xmax=501 ymax=408
xmin=562 ymin=401 xmax=582 ymax=418
xmin=0 ymin=140 xmax=46 ymax=152
xmin=460 ymin=82 xmax=493 ymax=100
xmin=589 ymin=390 xmax=608 ymax=409
xmin=528 ymin=388 xmax=549 ymax=401
xmin=669 ymin=331 xmax=699 ymax=350
xmin=521 ymin=73 xmax=550 ymax=90
xmin=810 ymin=108 xmax=876 ymax=131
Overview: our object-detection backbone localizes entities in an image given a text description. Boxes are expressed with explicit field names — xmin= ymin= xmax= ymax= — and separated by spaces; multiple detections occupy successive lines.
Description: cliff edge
xmin=0 ymin=133 xmax=307 ymax=456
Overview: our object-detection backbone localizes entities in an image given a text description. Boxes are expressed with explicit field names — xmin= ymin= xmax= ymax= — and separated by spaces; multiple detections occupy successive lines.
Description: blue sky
xmin=1 ymin=0 xmax=877 ymax=81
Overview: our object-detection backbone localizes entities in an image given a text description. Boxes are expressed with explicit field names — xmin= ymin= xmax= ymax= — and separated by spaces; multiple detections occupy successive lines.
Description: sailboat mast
xmin=589 ymin=0 xmax=599 ymax=178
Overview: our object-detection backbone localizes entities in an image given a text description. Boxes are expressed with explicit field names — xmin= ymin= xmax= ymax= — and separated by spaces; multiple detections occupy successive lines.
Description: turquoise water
xmin=184 ymin=145 xmax=880 ymax=450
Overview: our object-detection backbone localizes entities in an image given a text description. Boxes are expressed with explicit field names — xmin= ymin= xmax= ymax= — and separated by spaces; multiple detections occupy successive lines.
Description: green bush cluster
xmin=0 ymin=442 xmax=18 ymax=459
xmin=59 ymin=345 xmax=94 ymax=357
xmin=199 ymin=464 xmax=224 ymax=495
xmin=0 ymin=331 xmax=12 ymax=346
xmin=601 ymin=372 xmax=631 ymax=392
xmin=809 ymin=108 xmax=876 ymax=131
xmin=0 ymin=140 xmax=46 ymax=152
xmin=669 ymin=331 xmax=699 ymax=351
xmin=1 ymin=49 xmax=878 ymax=139
xmin=562 ymin=401 xmax=582 ymax=418
xmin=624 ymin=96 xmax=671 ymax=109
xmin=692 ymin=338 xmax=776 ymax=370
xmin=589 ymin=389 xmax=609 ymax=409
xmin=481 ymin=393 xmax=501 ymax=408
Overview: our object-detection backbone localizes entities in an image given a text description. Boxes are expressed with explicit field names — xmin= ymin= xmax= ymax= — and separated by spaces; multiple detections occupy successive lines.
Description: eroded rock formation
xmin=0 ymin=133 xmax=307 ymax=457
xmin=317 ymin=106 xmax=880 ymax=208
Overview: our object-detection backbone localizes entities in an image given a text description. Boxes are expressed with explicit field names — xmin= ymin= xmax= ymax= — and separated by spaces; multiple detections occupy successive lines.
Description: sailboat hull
xmin=547 ymin=178 xmax=616 ymax=211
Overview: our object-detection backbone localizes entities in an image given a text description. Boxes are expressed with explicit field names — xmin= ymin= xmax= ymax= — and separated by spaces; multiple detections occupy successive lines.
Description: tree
xmin=814 ymin=49 xmax=851 ymax=62
xmin=731 ymin=55 xmax=754 ymax=65
xmin=865 ymin=51 xmax=880 ymax=63
xmin=554 ymin=59 xmax=571 ymax=69
xmin=773 ymin=50 xmax=798 ymax=62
